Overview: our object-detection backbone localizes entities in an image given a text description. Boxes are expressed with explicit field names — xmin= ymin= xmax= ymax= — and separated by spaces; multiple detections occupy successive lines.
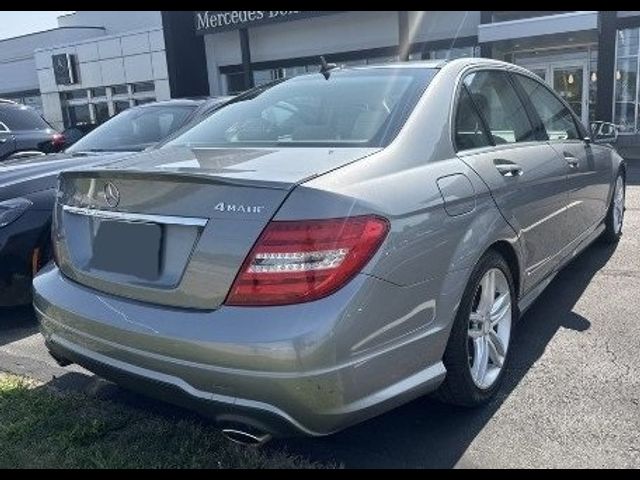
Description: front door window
xmin=512 ymin=73 xmax=581 ymax=140
xmin=517 ymin=60 xmax=589 ymax=126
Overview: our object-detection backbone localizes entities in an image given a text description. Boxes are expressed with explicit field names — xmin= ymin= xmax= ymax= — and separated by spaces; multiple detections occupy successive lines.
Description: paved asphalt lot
xmin=1 ymin=163 xmax=639 ymax=468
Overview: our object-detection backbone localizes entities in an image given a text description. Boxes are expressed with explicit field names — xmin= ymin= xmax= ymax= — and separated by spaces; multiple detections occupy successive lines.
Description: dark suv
xmin=0 ymin=100 xmax=65 ymax=161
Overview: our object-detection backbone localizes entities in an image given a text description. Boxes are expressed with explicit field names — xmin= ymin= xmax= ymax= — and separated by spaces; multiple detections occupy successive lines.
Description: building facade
xmin=0 ymin=11 xmax=169 ymax=131
xmin=0 ymin=26 xmax=107 ymax=114
xmin=3 ymin=11 xmax=640 ymax=157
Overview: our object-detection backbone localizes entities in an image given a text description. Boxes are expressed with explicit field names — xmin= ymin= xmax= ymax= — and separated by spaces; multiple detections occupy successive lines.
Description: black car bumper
xmin=0 ymin=209 xmax=51 ymax=307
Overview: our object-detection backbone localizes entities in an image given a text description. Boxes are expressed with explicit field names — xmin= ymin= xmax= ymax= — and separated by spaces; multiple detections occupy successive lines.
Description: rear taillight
xmin=52 ymin=133 xmax=65 ymax=147
xmin=225 ymin=215 xmax=389 ymax=306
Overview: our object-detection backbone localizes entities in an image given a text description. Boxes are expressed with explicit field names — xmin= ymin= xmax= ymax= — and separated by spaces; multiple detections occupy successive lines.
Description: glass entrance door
xmin=517 ymin=60 xmax=589 ymax=126
xmin=552 ymin=65 xmax=586 ymax=124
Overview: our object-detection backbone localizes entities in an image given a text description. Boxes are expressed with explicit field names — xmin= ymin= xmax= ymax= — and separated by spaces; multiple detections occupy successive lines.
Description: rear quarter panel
xmin=278 ymin=156 xmax=519 ymax=364
xmin=275 ymin=61 xmax=524 ymax=359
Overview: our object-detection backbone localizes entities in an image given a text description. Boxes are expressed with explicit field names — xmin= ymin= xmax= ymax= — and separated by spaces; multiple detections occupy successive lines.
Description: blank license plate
xmin=90 ymin=220 xmax=162 ymax=280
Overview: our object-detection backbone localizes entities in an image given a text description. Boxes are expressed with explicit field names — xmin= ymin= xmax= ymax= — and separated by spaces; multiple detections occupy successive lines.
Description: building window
xmin=131 ymin=81 xmax=154 ymax=93
xmin=589 ymin=49 xmax=598 ymax=123
xmin=614 ymin=28 xmax=640 ymax=133
xmin=59 ymin=82 xmax=156 ymax=128
xmin=424 ymin=46 xmax=477 ymax=60
xmin=133 ymin=98 xmax=155 ymax=106
xmin=114 ymin=100 xmax=131 ymax=114
xmin=62 ymin=104 xmax=91 ymax=127
xmin=111 ymin=84 xmax=128 ymax=96
xmin=226 ymin=73 xmax=247 ymax=94
xmin=90 ymin=87 xmax=107 ymax=98
xmin=252 ymin=69 xmax=275 ymax=87
xmin=62 ymin=90 xmax=88 ymax=101
xmin=364 ymin=55 xmax=398 ymax=65
xmin=93 ymin=102 xmax=110 ymax=124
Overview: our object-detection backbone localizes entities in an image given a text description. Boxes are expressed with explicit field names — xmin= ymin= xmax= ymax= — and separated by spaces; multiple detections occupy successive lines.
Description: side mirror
xmin=590 ymin=121 xmax=618 ymax=144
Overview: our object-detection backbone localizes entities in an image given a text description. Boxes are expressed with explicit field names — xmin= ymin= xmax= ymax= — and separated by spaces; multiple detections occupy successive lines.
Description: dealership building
xmin=0 ymin=11 xmax=169 ymax=130
xmin=3 ymin=11 xmax=640 ymax=156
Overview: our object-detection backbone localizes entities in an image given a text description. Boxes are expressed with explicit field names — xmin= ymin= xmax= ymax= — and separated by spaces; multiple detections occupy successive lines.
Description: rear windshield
xmin=67 ymin=105 xmax=196 ymax=153
xmin=0 ymin=105 xmax=52 ymax=131
xmin=162 ymin=67 xmax=437 ymax=149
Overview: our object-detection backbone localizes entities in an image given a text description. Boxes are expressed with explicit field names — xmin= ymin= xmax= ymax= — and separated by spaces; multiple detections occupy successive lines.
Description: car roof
xmin=350 ymin=60 xmax=448 ymax=70
xmin=134 ymin=96 xmax=233 ymax=110
xmin=309 ymin=57 xmax=528 ymax=74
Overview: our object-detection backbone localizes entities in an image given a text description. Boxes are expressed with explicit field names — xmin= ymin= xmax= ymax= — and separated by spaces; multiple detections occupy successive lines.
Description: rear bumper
xmin=34 ymin=265 xmax=451 ymax=436
xmin=42 ymin=330 xmax=315 ymax=437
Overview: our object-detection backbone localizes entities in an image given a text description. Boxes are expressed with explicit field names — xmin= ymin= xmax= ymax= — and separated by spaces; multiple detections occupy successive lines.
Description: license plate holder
xmin=90 ymin=220 xmax=162 ymax=280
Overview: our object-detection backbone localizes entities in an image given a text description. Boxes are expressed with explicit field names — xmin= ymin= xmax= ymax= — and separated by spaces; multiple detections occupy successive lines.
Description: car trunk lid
xmin=53 ymin=146 xmax=379 ymax=309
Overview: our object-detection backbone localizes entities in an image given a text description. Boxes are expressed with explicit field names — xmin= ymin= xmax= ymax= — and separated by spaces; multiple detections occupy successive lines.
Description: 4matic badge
xmin=214 ymin=202 xmax=265 ymax=214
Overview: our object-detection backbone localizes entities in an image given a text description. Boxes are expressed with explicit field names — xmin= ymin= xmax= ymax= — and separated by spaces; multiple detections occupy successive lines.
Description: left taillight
xmin=51 ymin=133 xmax=65 ymax=148
xmin=225 ymin=215 xmax=390 ymax=306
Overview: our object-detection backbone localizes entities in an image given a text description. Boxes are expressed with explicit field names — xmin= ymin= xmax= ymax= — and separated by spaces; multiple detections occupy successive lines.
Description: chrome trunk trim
xmin=62 ymin=205 xmax=208 ymax=227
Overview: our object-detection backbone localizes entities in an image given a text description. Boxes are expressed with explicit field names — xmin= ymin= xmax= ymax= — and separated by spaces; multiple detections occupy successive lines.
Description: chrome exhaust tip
xmin=221 ymin=428 xmax=272 ymax=447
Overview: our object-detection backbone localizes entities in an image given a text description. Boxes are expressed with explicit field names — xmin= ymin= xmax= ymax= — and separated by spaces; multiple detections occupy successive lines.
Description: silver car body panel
xmin=34 ymin=58 xmax=624 ymax=436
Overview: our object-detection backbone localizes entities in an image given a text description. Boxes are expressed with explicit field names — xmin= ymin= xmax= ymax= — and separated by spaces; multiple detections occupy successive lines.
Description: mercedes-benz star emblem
xmin=104 ymin=182 xmax=120 ymax=208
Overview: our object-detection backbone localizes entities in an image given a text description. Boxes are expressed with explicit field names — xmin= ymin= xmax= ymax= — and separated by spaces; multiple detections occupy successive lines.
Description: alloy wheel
xmin=467 ymin=268 xmax=512 ymax=389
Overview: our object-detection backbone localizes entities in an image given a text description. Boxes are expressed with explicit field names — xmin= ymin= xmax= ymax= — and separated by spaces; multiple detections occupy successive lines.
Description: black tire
xmin=601 ymin=169 xmax=626 ymax=244
xmin=434 ymin=249 xmax=517 ymax=407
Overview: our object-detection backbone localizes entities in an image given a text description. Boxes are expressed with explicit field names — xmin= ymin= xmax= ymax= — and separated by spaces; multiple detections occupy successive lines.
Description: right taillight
xmin=225 ymin=215 xmax=390 ymax=306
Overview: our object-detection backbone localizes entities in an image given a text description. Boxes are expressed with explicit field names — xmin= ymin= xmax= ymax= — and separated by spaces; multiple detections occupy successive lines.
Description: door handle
xmin=565 ymin=156 xmax=579 ymax=168
xmin=0 ymin=138 xmax=7 ymax=144
xmin=494 ymin=162 xmax=523 ymax=177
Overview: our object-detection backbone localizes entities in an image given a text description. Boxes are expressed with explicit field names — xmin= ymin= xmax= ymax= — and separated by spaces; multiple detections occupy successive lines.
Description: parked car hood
xmin=0 ymin=151 xmax=138 ymax=202
xmin=85 ymin=146 xmax=382 ymax=189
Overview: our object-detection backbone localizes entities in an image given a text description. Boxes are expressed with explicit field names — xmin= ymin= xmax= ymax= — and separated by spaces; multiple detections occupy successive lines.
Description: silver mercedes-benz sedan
xmin=33 ymin=58 xmax=626 ymax=444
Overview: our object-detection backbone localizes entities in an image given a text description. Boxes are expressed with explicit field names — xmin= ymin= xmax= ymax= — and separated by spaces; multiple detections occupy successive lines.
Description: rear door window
xmin=454 ymin=87 xmax=493 ymax=151
xmin=0 ymin=106 xmax=51 ymax=131
xmin=463 ymin=70 xmax=537 ymax=145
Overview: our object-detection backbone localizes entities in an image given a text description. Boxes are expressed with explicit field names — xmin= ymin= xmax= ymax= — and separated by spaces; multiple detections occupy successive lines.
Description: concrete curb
xmin=0 ymin=350 xmax=112 ymax=396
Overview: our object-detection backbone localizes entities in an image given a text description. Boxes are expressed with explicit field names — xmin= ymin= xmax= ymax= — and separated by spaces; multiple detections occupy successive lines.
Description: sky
xmin=0 ymin=11 xmax=75 ymax=41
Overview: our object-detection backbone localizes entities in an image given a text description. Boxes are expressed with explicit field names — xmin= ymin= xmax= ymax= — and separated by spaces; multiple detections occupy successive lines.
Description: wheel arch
xmin=488 ymin=240 xmax=521 ymax=300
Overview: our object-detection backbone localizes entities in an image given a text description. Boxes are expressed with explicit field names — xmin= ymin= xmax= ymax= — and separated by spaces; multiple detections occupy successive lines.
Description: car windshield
xmin=67 ymin=105 xmax=196 ymax=153
xmin=162 ymin=67 xmax=437 ymax=149
xmin=0 ymin=105 xmax=52 ymax=131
